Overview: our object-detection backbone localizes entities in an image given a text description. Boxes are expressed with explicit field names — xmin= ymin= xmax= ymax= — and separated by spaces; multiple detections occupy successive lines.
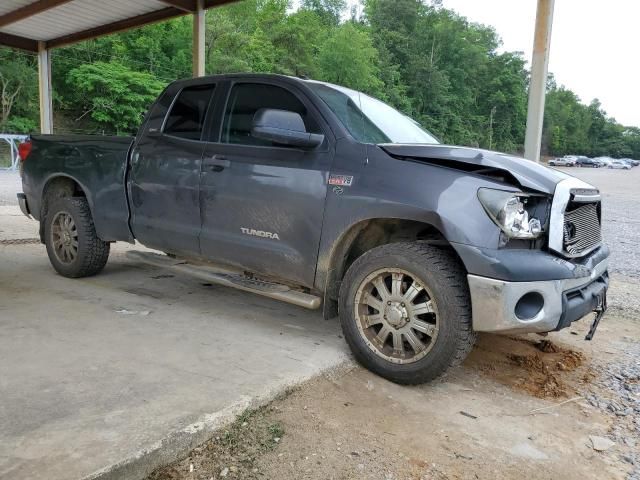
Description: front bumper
xmin=468 ymin=256 xmax=609 ymax=334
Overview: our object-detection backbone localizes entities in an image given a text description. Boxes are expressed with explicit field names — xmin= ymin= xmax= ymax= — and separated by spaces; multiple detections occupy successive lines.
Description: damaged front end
xmin=379 ymin=143 xmax=610 ymax=339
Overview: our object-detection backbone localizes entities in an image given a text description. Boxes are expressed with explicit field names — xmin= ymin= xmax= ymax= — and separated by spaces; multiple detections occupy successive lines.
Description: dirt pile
xmin=507 ymin=348 xmax=584 ymax=398
xmin=467 ymin=335 xmax=586 ymax=398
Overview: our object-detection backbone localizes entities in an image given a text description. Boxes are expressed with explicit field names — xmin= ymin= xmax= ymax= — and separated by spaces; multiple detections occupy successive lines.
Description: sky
xmin=441 ymin=0 xmax=640 ymax=127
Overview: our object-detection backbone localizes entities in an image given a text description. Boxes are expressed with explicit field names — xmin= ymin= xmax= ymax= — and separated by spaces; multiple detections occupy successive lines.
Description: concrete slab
xmin=0 ymin=170 xmax=21 ymax=206
xmin=0 ymin=208 xmax=348 ymax=480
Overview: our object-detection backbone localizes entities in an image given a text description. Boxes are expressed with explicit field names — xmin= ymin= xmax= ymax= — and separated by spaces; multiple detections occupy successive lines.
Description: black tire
xmin=44 ymin=197 xmax=110 ymax=278
xmin=338 ymin=242 xmax=476 ymax=384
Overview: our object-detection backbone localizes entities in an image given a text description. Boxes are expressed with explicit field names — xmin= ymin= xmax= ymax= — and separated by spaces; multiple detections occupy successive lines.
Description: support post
xmin=524 ymin=0 xmax=555 ymax=162
xmin=37 ymin=41 xmax=53 ymax=134
xmin=192 ymin=0 xmax=205 ymax=77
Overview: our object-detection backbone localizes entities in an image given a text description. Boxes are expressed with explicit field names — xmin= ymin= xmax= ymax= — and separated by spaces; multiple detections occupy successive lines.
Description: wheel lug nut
xmin=401 ymin=303 xmax=405 ymax=307
xmin=387 ymin=301 xmax=391 ymax=305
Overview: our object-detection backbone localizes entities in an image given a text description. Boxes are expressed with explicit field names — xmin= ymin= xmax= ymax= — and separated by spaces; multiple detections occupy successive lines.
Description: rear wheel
xmin=44 ymin=197 xmax=110 ymax=278
xmin=338 ymin=242 xmax=476 ymax=384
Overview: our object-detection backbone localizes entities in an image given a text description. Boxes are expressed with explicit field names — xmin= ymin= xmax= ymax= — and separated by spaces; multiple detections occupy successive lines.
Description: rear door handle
xmin=202 ymin=155 xmax=230 ymax=172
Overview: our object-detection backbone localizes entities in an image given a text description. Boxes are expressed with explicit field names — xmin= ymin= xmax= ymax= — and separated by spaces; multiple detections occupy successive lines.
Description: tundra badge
xmin=240 ymin=228 xmax=281 ymax=240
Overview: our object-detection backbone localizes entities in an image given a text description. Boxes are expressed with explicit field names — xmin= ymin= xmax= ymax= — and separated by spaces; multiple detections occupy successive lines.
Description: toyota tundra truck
xmin=16 ymin=73 xmax=609 ymax=384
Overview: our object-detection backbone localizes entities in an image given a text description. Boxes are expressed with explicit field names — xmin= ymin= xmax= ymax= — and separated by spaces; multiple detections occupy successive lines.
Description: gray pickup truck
xmin=17 ymin=73 xmax=609 ymax=384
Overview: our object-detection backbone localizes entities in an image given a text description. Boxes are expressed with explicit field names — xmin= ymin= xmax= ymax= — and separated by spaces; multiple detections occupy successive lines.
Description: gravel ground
xmin=584 ymin=338 xmax=640 ymax=479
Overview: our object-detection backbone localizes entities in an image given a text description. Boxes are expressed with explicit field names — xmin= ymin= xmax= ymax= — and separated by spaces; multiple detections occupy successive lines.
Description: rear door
xmin=199 ymin=80 xmax=334 ymax=287
xmin=129 ymin=82 xmax=217 ymax=255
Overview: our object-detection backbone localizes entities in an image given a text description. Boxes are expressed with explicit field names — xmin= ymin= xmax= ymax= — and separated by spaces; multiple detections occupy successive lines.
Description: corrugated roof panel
xmin=0 ymin=0 xmax=35 ymax=17
xmin=0 ymin=0 xmax=169 ymax=41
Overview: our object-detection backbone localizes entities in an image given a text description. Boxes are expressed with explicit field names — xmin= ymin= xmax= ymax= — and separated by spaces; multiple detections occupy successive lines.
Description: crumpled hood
xmin=379 ymin=144 xmax=570 ymax=195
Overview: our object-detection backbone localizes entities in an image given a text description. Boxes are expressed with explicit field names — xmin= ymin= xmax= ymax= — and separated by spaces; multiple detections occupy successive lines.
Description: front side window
xmin=221 ymin=83 xmax=321 ymax=146
xmin=163 ymin=84 xmax=215 ymax=140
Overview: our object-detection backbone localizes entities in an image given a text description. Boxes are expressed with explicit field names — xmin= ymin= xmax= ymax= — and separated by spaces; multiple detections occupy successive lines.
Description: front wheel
xmin=44 ymin=197 xmax=110 ymax=278
xmin=338 ymin=242 xmax=476 ymax=384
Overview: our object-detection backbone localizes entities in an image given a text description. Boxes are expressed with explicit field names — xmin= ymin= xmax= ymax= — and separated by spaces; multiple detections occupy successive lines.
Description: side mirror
xmin=252 ymin=109 xmax=324 ymax=149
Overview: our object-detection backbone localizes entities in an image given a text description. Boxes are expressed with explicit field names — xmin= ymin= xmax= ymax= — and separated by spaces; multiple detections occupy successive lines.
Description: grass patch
xmin=148 ymin=405 xmax=286 ymax=480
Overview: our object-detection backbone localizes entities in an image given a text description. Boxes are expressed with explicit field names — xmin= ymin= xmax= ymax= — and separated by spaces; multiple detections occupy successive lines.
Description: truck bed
xmin=21 ymin=134 xmax=134 ymax=242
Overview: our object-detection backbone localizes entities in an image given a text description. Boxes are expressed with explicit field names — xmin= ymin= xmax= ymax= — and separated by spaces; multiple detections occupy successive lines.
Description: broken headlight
xmin=477 ymin=188 xmax=543 ymax=239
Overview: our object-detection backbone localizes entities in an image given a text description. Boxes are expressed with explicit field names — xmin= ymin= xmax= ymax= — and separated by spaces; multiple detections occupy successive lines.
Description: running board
xmin=126 ymin=251 xmax=322 ymax=310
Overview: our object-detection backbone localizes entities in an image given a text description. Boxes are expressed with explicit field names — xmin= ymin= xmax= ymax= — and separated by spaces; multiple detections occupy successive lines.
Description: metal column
xmin=524 ymin=0 xmax=555 ymax=162
xmin=192 ymin=0 xmax=205 ymax=77
xmin=37 ymin=41 xmax=53 ymax=134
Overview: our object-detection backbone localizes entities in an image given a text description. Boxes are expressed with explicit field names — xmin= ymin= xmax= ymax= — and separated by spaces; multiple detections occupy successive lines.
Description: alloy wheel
xmin=354 ymin=268 xmax=439 ymax=364
xmin=51 ymin=211 xmax=79 ymax=264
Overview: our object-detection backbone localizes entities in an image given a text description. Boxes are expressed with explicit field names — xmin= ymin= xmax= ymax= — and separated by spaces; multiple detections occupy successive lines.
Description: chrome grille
xmin=563 ymin=202 xmax=601 ymax=256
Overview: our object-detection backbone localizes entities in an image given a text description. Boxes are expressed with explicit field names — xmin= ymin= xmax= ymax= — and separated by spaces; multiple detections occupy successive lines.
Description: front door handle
xmin=202 ymin=155 xmax=230 ymax=172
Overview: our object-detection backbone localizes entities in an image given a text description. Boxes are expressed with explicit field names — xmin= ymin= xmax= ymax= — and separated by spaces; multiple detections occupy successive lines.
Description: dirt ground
xmin=147 ymin=276 xmax=639 ymax=480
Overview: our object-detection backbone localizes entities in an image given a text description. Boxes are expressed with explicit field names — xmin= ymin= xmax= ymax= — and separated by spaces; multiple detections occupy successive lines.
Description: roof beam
xmin=0 ymin=0 xmax=74 ymax=28
xmin=204 ymin=0 xmax=242 ymax=7
xmin=157 ymin=0 xmax=197 ymax=13
xmin=46 ymin=7 xmax=188 ymax=49
xmin=0 ymin=32 xmax=38 ymax=52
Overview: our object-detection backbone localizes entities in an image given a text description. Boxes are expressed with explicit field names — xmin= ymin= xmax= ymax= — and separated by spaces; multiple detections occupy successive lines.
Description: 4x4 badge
xmin=328 ymin=174 xmax=353 ymax=187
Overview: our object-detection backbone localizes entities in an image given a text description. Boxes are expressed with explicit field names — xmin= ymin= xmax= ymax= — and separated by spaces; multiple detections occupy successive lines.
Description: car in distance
xmin=16 ymin=73 xmax=610 ymax=385
xmin=594 ymin=156 xmax=617 ymax=167
xmin=620 ymin=158 xmax=638 ymax=167
xmin=608 ymin=159 xmax=632 ymax=169
xmin=548 ymin=156 xmax=576 ymax=167
xmin=576 ymin=156 xmax=601 ymax=168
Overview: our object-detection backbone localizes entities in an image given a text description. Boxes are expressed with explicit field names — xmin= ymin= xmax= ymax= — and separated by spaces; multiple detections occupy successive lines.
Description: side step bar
xmin=126 ymin=251 xmax=322 ymax=310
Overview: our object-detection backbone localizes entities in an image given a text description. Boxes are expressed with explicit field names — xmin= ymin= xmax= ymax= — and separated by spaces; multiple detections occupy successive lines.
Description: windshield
xmin=307 ymin=82 xmax=439 ymax=145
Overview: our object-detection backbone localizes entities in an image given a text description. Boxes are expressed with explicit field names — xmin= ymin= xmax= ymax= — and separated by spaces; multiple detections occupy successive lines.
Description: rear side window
xmin=163 ymin=84 xmax=215 ymax=140
xmin=221 ymin=83 xmax=321 ymax=146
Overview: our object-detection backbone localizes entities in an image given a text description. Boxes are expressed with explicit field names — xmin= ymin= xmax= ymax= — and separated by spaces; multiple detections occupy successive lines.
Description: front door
xmin=129 ymin=83 xmax=216 ymax=255
xmin=199 ymin=81 xmax=334 ymax=287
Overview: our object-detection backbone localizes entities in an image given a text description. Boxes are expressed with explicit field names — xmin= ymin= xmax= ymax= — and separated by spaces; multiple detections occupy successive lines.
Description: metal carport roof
xmin=0 ymin=0 xmax=238 ymax=51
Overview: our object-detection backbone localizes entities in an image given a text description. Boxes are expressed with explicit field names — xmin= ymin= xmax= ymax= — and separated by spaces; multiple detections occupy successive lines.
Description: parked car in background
xmin=549 ymin=156 xmax=576 ymax=167
xmin=593 ymin=157 xmax=613 ymax=167
xmin=609 ymin=159 xmax=632 ymax=169
xmin=620 ymin=158 xmax=638 ymax=167
xmin=576 ymin=156 xmax=601 ymax=168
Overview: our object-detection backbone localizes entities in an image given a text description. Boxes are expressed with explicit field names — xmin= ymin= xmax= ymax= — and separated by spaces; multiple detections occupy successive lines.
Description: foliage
xmin=0 ymin=0 xmax=637 ymax=159
xmin=0 ymin=48 xmax=38 ymax=133
xmin=66 ymin=62 xmax=165 ymax=134
xmin=317 ymin=22 xmax=383 ymax=94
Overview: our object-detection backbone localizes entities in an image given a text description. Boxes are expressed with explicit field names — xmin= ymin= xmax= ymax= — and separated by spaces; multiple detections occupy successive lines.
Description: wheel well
xmin=323 ymin=218 xmax=463 ymax=319
xmin=39 ymin=177 xmax=87 ymax=241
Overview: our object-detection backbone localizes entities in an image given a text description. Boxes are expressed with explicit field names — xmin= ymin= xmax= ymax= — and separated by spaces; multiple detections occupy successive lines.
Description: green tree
xmin=317 ymin=22 xmax=383 ymax=94
xmin=301 ymin=0 xmax=347 ymax=26
xmin=66 ymin=62 xmax=165 ymax=134
xmin=0 ymin=48 xmax=38 ymax=133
